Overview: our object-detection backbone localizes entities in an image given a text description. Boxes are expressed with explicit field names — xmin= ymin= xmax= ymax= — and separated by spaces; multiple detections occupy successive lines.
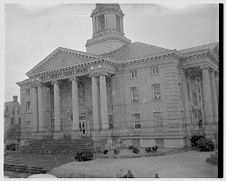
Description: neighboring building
xmin=4 ymin=96 xmax=21 ymax=141
xmin=16 ymin=4 xmax=218 ymax=148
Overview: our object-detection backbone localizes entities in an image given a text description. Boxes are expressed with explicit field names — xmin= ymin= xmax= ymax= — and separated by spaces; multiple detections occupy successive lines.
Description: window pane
xmin=130 ymin=70 xmax=137 ymax=78
xmin=133 ymin=113 xmax=141 ymax=129
xmin=131 ymin=87 xmax=139 ymax=102
xmin=151 ymin=66 xmax=159 ymax=75
xmin=152 ymin=84 xmax=161 ymax=99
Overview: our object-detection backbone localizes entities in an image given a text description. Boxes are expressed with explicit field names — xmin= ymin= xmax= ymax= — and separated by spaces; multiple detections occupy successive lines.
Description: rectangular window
xmin=79 ymin=113 xmax=86 ymax=120
xmin=26 ymin=89 xmax=30 ymax=96
xmin=26 ymin=121 xmax=31 ymax=128
xmin=132 ymin=113 xmax=141 ymax=129
xmin=151 ymin=66 xmax=159 ymax=75
xmin=130 ymin=70 xmax=137 ymax=79
xmin=152 ymin=84 xmax=161 ymax=99
xmin=11 ymin=118 xmax=14 ymax=125
xmin=130 ymin=87 xmax=139 ymax=102
xmin=154 ymin=112 xmax=163 ymax=130
xmin=26 ymin=101 xmax=31 ymax=112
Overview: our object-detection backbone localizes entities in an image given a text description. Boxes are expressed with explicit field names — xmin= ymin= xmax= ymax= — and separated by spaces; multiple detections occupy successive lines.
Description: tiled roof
xmin=179 ymin=42 xmax=218 ymax=54
xmin=101 ymin=42 xmax=173 ymax=61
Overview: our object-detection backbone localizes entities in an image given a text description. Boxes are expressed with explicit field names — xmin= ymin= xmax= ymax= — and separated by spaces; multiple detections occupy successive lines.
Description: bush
xmin=197 ymin=137 xmax=214 ymax=152
xmin=114 ymin=149 xmax=120 ymax=155
xmin=74 ymin=149 xmax=93 ymax=161
xmin=152 ymin=146 xmax=158 ymax=152
xmin=103 ymin=149 xmax=108 ymax=155
xmin=190 ymin=134 xmax=205 ymax=147
xmin=145 ymin=147 xmax=152 ymax=153
xmin=132 ymin=147 xmax=140 ymax=154
xmin=128 ymin=145 xmax=135 ymax=150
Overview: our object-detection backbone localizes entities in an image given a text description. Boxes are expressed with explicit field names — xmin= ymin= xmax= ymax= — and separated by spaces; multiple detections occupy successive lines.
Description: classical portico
xmin=183 ymin=59 xmax=218 ymax=136
xmin=27 ymin=56 xmax=115 ymax=139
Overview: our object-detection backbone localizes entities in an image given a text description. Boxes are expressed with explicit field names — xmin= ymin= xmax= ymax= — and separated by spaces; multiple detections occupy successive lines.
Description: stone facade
xmin=17 ymin=4 xmax=218 ymax=148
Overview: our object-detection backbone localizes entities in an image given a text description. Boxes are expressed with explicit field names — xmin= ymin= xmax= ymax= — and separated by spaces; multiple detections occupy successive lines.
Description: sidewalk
xmin=50 ymin=151 xmax=217 ymax=178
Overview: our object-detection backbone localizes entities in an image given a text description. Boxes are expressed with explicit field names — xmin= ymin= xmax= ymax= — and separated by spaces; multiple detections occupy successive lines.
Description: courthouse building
xmin=17 ymin=4 xmax=219 ymax=148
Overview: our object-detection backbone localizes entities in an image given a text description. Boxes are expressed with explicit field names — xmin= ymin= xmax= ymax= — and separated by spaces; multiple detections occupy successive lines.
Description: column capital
xmin=200 ymin=64 xmax=210 ymax=70
xmin=52 ymin=80 xmax=59 ymax=85
xmin=69 ymin=76 xmax=78 ymax=82
xmin=89 ymin=71 xmax=109 ymax=78
xmin=31 ymin=81 xmax=42 ymax=88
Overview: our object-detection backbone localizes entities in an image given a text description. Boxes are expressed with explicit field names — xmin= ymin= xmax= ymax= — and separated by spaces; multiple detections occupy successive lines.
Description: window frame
xmin=151 ymin=66 xmax=159 ymax=76
xmin=26 ymin=101 xmax=31 ymax=112
xmin=26 ymin=120 xmax=31 ymax=129
xmin=132 ymin=113 xmax=141 ymax=129
xmin=130 ymin=86 xmax=139 ymax=102
xmin=152 ymin=84 xmax=161 ymax=100
xmin=154 ymin=112 xmax=163 ymax=130
xmin=130 ymin=69 xmax=137 ymax=79
xmin=26 ymin=89 xmax=30 ymax=96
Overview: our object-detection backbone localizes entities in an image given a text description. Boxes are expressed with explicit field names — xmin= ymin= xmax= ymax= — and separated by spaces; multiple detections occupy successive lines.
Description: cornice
xmin=26 ymin=47 xmax=108 ymax=77
xmin=120 ymin=51 xmax=183 ymax=65
xmin=86 ymin=32 xmax=131 ymax=47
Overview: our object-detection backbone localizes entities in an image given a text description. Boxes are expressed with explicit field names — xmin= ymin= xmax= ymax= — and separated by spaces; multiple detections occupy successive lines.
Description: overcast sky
xmin=4 ymin=3 xmax=219 ymax=102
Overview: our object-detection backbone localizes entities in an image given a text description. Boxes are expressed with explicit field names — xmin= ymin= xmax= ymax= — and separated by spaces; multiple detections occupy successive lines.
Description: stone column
xmin=210 ymin=69 xmax=218 ymax=122
xmin=180 ymin=68 xmax=189 ymax=130
xmin=92 ymin=18 xmax=95 ymax=33
xmin=53 ymin=80 xmax=61 ymax=131
xmin=71 ymin=77 xmax=79 ymax=131
xmin=32 ymin=86 xmax=38 ymax=132
xmin=120 ymin=17 xmax=124 ymax=33
xmin=99 ymin=74 xmax=109 ymax=129
xmin=38 ymin=84 xmax=44 ymax=132
xmin=91 ymin=75 xmax=99 ymax=131
xmin=201 ymin=65 xmax=214 ymax=124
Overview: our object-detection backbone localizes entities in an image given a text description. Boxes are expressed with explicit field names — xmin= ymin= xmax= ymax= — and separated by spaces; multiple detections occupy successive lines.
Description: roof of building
xmin=179 ymin=42 xmax=218 ymax=54
xmin=101 ymin=42 xmax=174 ymax=61
xmin=4 ymin=100 xmax=20 ymax=108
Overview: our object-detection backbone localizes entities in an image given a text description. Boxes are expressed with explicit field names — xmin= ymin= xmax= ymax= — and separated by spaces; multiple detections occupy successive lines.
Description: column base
xmin=53 ymin=132 xmax=64 ymax=139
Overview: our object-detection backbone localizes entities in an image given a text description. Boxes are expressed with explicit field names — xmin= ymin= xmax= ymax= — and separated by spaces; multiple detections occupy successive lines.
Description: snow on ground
xmin=50 ymin=151 xmax=217 ymax=178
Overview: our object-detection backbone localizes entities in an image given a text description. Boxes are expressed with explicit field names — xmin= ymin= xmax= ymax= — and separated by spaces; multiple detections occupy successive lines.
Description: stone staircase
xmin=19 ymin=138 xmax=93 ymax=155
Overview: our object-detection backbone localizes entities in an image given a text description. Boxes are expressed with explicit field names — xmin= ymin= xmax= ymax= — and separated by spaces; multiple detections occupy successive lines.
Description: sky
xmin=4 ymin=3 xmax=219 ymax=102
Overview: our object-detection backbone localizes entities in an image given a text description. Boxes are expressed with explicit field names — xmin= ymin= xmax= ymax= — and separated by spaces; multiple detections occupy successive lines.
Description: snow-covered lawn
xmin=50 ymin=151 xmax=217 ymax=178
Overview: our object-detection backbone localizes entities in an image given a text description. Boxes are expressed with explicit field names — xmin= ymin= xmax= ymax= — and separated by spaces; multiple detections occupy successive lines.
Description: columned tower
xmin=86 ymin=4 xmax=131 ymax=55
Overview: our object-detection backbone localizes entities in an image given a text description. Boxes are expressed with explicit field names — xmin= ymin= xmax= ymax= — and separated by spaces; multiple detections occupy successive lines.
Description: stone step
xmin=4 ymin=164 xmax=48 ymax=174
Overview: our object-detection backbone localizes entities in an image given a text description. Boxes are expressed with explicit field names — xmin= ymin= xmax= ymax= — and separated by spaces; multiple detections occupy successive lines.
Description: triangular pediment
xmin=26 ymin=47 xmax=101 ymax=76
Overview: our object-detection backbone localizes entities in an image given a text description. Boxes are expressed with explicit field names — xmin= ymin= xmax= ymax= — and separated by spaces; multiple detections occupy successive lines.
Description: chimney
xmin=13 ymin=96 xmax=18 ymax=102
